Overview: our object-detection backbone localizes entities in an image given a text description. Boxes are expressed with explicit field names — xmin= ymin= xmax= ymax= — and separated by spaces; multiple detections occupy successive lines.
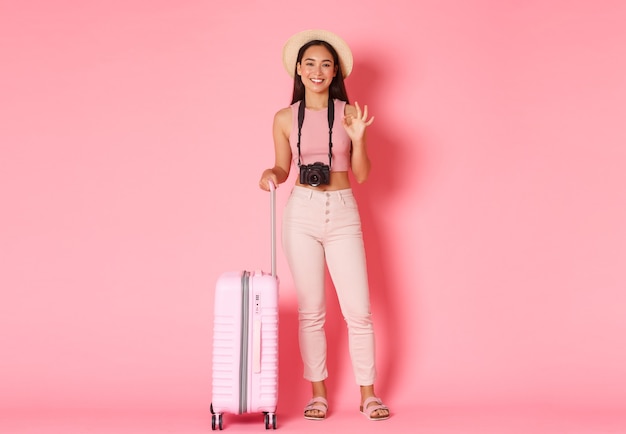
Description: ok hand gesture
xmin=342 ymin=101 xmax=374 ymax=144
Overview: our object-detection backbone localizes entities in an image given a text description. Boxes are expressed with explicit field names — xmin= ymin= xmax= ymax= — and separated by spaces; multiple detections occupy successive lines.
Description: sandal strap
xmin=361 ymin=397 xmax=388 ymax=415
xmin=304 ymin=397 xmax=328 ymax=412
xmin=362 ymin=396 xmax=383 ymax=409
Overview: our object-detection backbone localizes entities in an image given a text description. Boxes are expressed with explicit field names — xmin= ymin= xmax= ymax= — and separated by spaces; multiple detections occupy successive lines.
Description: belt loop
xmin=308 ymin=189 xmax=313 ymax=200
xmin=338 ymin=190 xmax=345 ymax=204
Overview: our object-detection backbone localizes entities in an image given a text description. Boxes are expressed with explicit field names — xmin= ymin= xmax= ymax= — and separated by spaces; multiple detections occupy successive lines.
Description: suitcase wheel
xmin=264 ymin=412 xmax=277 ymax=430
xmin=211 ymin=413 xmax=223 ymax=430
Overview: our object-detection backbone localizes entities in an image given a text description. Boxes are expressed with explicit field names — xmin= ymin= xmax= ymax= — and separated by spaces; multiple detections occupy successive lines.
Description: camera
xmin=299 ymin=162 xmax=330 ymax=187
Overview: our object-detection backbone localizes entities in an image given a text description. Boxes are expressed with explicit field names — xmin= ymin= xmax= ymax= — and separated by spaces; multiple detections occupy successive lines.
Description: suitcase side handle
xmin=269 ymin=181 xmax=276 ymax=277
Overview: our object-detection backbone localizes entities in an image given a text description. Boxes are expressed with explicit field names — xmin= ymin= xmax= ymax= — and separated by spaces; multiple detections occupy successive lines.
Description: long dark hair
xmin=290 ymin=40 xmax=350 ymax=105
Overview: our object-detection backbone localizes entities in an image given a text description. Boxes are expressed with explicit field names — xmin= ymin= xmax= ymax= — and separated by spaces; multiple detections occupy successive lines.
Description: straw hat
xmin=282 ymin=29 xmax=353 ymax=78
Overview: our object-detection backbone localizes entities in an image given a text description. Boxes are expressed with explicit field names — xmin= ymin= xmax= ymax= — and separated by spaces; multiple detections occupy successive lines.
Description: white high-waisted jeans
xmin=282 ymin=185 xmax=376 ymax=386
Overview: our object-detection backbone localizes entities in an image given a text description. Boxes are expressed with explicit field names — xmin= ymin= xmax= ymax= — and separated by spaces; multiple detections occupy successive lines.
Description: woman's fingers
xmin=259 ymin=175 xmax=278 ymax=191
xmin=354 ymin=101 xmax=374 ymax=125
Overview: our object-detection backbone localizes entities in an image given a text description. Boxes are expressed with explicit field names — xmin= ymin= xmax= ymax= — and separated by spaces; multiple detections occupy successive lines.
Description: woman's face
xmin=296 ymin=44 xmax=337 ymax=95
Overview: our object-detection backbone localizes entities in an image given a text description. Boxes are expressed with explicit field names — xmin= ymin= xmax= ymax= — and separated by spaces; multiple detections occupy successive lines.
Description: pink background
xmin=2 ymin=1 xmax=625 ymax=433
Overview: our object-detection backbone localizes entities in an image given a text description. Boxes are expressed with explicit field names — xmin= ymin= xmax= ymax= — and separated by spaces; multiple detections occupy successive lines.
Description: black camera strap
xmin=296 ymin=95 xmax=334 ymax=168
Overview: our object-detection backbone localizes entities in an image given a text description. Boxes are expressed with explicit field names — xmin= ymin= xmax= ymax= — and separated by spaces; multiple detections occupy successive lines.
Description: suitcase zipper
xmin=239 ymin=271 xmax=250 ymax=414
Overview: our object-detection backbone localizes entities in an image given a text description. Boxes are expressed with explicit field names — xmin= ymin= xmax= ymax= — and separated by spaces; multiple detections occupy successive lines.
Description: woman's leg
xmin=324 ymin=190 xmax=389 ymax=419
xmin=282 ymin=188 xmax=329 ymax=384
xmin=323 ymin=189 xmax=376 ymax=386
xmin=282 ymin=188 xmax=331 ymax=419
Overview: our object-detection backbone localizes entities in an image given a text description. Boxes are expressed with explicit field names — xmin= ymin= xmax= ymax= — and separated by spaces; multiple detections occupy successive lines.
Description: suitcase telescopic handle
xmin=269 ymin=181 xmax=276 ymax=277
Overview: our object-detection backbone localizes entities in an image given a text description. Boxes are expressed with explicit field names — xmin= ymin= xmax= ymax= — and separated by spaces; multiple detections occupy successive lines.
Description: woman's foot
xmin=360 ymin=396 xmax=390 ymax=420
xmin=304 ymin=396 xmax=328 ymax=420
xmin=360 ymin=385 xmax=390 ymax=420
xmin=304 ymin=380 xmax=328 ymax=420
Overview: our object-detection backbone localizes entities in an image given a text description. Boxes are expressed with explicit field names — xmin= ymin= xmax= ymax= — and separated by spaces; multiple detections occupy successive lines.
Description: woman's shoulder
xmin=274 ymin=105 xmax=292 ymax=122
xmin=273 ymin=106 xmax=293 ymax=134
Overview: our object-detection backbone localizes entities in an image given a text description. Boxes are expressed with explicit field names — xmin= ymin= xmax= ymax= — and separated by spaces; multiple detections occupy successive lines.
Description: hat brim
xmin=282 ymin=29 xmax=353 ymax=79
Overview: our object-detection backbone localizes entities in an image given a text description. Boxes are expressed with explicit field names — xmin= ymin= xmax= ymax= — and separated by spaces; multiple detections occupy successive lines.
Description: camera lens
xmin=309 ymin=174 xmax=320 ymax=185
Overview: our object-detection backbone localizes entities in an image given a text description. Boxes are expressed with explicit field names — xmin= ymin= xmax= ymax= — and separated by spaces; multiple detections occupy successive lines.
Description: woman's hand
xmin=259 ymin=169 xmax=279 ymax=191
xmin=342 ymin=101 xmax=374 ymax=144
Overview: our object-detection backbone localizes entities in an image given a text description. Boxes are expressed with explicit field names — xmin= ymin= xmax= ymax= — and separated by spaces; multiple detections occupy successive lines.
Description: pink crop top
xmin=289 ymin=99 xmax=351 ymax=172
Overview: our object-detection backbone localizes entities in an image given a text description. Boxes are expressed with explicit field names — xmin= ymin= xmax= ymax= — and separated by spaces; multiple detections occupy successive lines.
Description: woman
xmin=259 ymin=29 xmax=389 ymax=421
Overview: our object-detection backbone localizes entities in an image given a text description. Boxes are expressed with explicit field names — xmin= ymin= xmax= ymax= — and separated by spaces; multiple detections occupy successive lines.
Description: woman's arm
xmin=259 ymin=107 xmax=292 ymax=191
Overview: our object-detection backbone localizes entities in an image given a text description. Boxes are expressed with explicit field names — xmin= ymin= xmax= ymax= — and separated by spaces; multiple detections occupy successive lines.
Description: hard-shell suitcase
xmin=210 ymin=184 xmax=279 ymax=430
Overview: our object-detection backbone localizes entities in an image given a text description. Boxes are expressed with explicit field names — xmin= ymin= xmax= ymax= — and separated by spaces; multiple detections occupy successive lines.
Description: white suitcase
xmin=210 ymin=185 xmax=279 ymax=430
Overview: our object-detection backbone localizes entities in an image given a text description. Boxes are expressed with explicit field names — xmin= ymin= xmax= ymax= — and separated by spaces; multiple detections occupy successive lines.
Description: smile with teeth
xmin=311 ymin=78 xmax=324 ymax=84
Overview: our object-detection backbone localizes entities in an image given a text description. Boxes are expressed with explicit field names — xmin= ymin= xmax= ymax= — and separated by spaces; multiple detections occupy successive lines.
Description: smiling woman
xmin=258 ymin=29 xmax=388 ymax=422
